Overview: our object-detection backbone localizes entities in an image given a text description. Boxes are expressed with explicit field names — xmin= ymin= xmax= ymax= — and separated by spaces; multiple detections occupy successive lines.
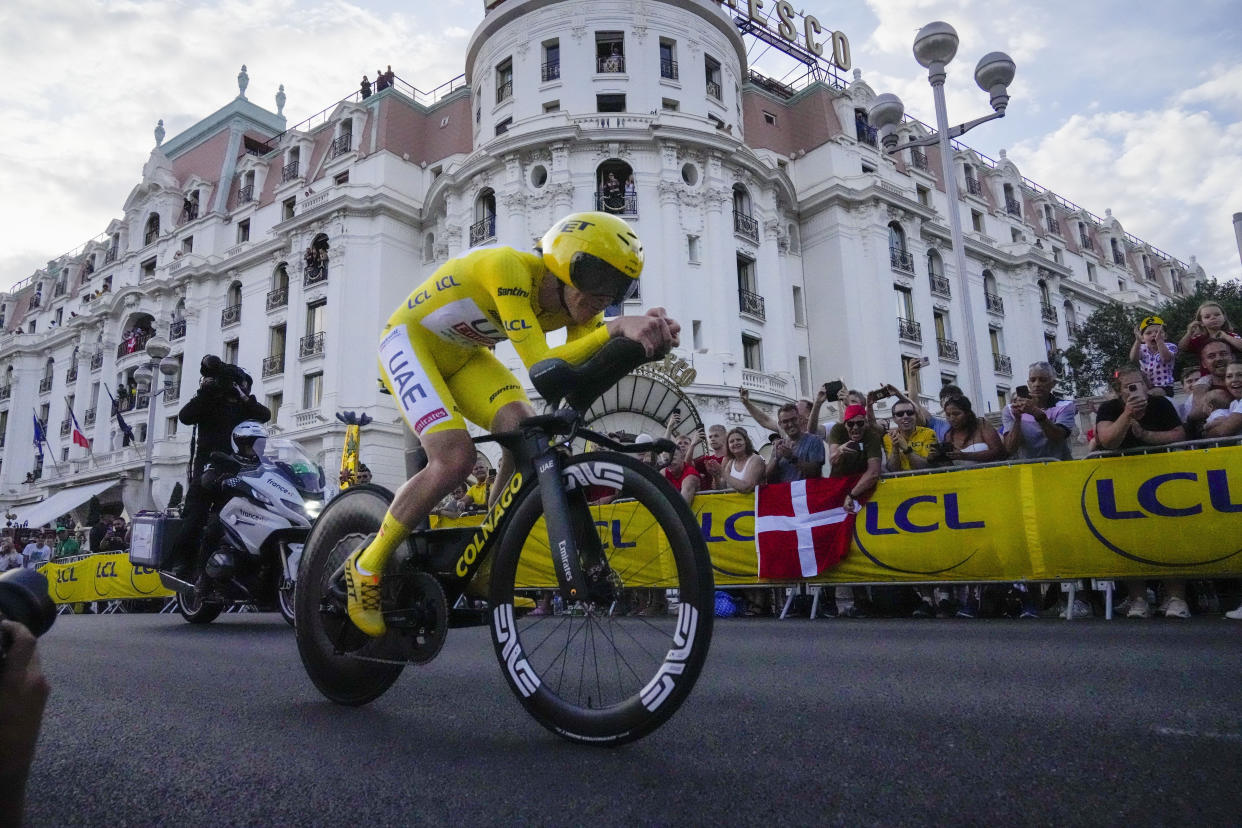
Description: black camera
xmin=0 ymin=568 xmax=56 ymax=658
xmin=200 ymin=354 xmax=252 ymax=395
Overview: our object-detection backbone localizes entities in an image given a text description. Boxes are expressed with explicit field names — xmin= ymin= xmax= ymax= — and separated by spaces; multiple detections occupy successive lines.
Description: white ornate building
xmin=0 ymin=0 xmax=1209 ymax=522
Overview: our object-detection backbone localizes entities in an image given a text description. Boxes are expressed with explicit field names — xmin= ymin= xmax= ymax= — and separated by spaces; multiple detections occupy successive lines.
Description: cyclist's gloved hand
xmin=607 ymin=307 xmax=680 ymax=358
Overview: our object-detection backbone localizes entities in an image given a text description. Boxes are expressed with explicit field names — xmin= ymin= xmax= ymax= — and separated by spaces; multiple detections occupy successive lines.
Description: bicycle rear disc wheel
xmin=295 ymin=484 xmax=404 ymax=706
xmin=489 ymin=452 xmax=714 ymax=745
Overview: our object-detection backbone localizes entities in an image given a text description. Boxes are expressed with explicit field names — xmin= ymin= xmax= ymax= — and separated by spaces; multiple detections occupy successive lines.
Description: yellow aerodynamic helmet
xmin=540 ymin=211 xmax=643 ymax=304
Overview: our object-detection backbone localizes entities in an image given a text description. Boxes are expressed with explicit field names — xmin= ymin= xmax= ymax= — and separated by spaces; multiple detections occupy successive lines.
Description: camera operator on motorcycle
xmin=173 ymin=356 xmax=270 ymax=594
xmin=344 ymin=211 xmax=679 ymax=637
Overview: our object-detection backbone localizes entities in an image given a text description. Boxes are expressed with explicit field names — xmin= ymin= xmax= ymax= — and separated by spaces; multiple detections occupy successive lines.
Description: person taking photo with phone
xmin=1001 ymin=361 xmax=1077 ymax=460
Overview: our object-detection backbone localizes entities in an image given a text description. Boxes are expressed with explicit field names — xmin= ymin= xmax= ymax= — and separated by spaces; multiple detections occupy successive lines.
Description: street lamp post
xmin=135 ymin=335 xmax=176 ymax=509
xmin=868 ymin=21 xmax=1016 ymax=405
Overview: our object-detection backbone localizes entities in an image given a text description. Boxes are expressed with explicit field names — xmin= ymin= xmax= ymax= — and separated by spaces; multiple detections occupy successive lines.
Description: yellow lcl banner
xmin=39 ymin=553 xmax=174 ymax=604
xmin=436 ymin=445 xmax=1242 ymax=586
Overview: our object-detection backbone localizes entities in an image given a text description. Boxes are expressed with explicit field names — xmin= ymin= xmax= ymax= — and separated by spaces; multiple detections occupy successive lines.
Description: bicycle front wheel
xmin=489 ymin=452 xmax=714 ymax=745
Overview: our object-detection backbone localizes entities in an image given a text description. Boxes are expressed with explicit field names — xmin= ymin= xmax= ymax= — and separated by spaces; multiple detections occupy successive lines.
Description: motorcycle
xmin=129 ymin=435 xmax=326 ymax=626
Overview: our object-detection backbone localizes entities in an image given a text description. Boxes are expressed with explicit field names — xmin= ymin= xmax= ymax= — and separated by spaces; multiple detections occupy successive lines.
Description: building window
xmin=495 ymin=57 xmax=513 ymax=103
xmin=266 ymin=392 xmax=283 ymax=415
xmin=596 ymin=32 xmax=625 ymax=73
xmin=792 ymin=285 xmax=805 ymax=326
xmin=471 ymin=189 xmax=497 ymax=246
xmin=302 ymin=372 xmax=323 ymax=410
xmin=687 ymin=235 xmax=700 ymax=264
xmin=762 ymin=111 xmax=777 ymax=126
xmin=705 ymin=55 xmax=722 ymax=100
xmin=596 ymin=94 xmax=626 ymax=113
xmin=306 ymin=299 xmax=327 ymax=336
xmin=223 ymin=338 xmax=239 ymax=364
xmin=495 ymin=117 xmax=512 ymax=136
xmin=659 ymin=38 xmax=678 ymax=80
xmin=894 ymin=285 xmax=914 ymax=321
xmin=971 ymin=210 xmax=984 ymax=233
xmin=282 ymin=197 xmax=296 ymax=221
xmin=141 ymin=258 xmax=156 ymax=280
xmin=144 ymin=213 xmax=160 ymax=246
xmin=692 ymin=320 xmax=702 ymax=350
xmin=334 ymin=171 xmax=349 ymax=185
xmin=542 ymin=39 xmax=560 ymax=83
xmin=741 ymin=334 xmax=762 ymax=370
xmin=1086 ymin=262 xmax=1097 ymax=283
xmin=916 ymin=185 xmax=930 ymax=206
xmin=180 ymin=236 xmax=193 ymax=254
xmin=798 ymin=356 xmax=810 ymax=395
xmin=165 ymin=416 xmax=178 ymax=438
xmin=237 ymin=219 xmax=250 ymax=244
xmin=543 ymin=100 xmax=560 ymax=113
xmin=662 ymin=98 xmax=679 ymax=112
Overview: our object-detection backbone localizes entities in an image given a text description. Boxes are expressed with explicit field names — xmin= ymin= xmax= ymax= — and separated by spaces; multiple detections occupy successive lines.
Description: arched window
xmin=304 ymin=235 xmax=330 ymax=284
xmin=1003 ymin=183 xmax=1020 ymax=216
xmin=732 ymin=185 xmax=757 ymax=242
xmin=889 ymin=222 xmax=912 ymax=273
xmin=227 ymin=280 xmax=243 ymax=307
xmin=43 ymin=358 xmax=55 ymax=381
xmin=1037 ymin=279 xmax=1051 ymax=306
xmin=273 ymin=263 xmax=289 ymax=291
xmin=1063 ymin=300 xmax=1076 ymax=335
xmin=471 ymin=190 xmax=496 ymax=247
xmin=927 ymin=249 xmax=943 ymax=278
xmin=144 ymin=212 xmax=160 ymax=245
xmin=889 ymin=222 xmax=907 ymax=254
xmin=596 ymin=160 xmax=636 ymax=215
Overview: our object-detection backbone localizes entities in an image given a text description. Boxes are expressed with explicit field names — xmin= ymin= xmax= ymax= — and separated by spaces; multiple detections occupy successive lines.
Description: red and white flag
xmin=755 ymin=475 xmax=860 ymax=579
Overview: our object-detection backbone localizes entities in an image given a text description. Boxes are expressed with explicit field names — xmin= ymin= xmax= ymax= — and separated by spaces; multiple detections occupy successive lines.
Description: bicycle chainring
xmin=369 ymin=570 xmax=449 ymax=665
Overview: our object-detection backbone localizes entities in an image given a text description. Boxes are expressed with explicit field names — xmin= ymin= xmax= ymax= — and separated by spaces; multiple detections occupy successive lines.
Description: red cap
xmin=843 ymin=404 xmax=867 ymax=423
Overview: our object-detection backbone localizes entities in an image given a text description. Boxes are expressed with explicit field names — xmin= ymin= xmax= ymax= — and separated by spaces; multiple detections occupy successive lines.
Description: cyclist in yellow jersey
xmin=345 ymin=212 xmax=680 ymax=636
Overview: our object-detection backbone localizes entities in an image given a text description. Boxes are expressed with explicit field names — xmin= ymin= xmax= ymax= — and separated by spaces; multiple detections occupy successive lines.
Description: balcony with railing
xmin=65 ymin=365 xmax=77 ymax=384
xmin=1080 ymin=234 xmax=1095 ymax=251
xmin=965 ymin=177 xmax=982 ymax=196
xmin=706 ymin=80 xmax=722 ymax=99
xmin=39 ymin=376 xmax=53 ymax=394
xmin=143 ymin=227 xmax=159 ymax=246
xmin=910 ymin=150 xmax=929 ymax=171
xmin=897 ymin=317 xmax=922 ymax=343
xmin=181 ymin=203 xmax=198 ymax=223
xmin=993 ymin=352 xmax=1012 ymax=375
xmin=733 ymin=211 xmax=759 ymax=243
xmin=1047 ymin=217 xmax=1061 ymax=235
xmin=104 ymin=247 xmax=118 ymax=264
xmin=738 ymin=288 xmax=765 ymax=320
xmin=90 ymin=351 xmax=104 ymax=371
xmin=984 ymin=291 xmax=1004 ymax=315
xmin=937 ymin=338 xmax=959 ymax=361
xmin=84 ymin=407 xmax=96 ymax=426
xmin=1040 ymin=302 xmax=1059 ymax=325
xmin=929 ymin=273 xmax=951 ymax=297
xmin=300 ymin=331 xmax=326 ymax=359
xmin=267 ymin=286 xmax=289 ymax=311
xmin=890 ymin=247 xmax=915 ymax=274
xmin=281 ymin=160 xmax=300 ymax=183
xmin=469 ymin=215 xmax=497 ymax=247
xmin=53 ymin=281 xmax=67 ymax=297
xmin=1112 ymin=249 xmax=1127 ymax=266
xmin=169 ymin=319 xmax=186 ymax=340
xmin=541 ymin=60 xmax=560 ymax=82
xmin=263 ymin=354 xmax=285 ymax=377
xmin=117 ymin=331 xmax=151 ymax=359
xmin=28 ymin=294 xmax=40 ymax=309
xmin=596 ymin=191 xmax=638 ymax=217
xmin=597 ymin=55 xmax=626 ymax=73
xmin=1144 ymin=265 xmax=1156 ymax=281
xmin=237 ymin=184 xmax=254 ymax=204
xmin=60 ymin=419 xmax=71 ymax=437
xmin=327 ymin=133 xmax=352 ymax=160
xmin=136 ymin=393 xmax=150 ymax=410
xmin=856 ymin=123 xmax=878 ymax=147
xmin=1005 ymin=198 xmax=1022 ymax=217
xmin=221 ymin=304 xmax=241 ymax=327
xmin=660 ymin=58 xmax=678 ymax=80
xmin=495 ymin=79 xmax=513 ymax=103
xmin=741 ymin=369 xmax=790 ymax=396
xmin=0 ymin=385 xmax=10 ymax=402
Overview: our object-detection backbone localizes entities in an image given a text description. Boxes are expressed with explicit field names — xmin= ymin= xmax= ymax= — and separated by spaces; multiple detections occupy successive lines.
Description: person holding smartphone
xmin=1001 ymin=361 xmax=1077 ymax=460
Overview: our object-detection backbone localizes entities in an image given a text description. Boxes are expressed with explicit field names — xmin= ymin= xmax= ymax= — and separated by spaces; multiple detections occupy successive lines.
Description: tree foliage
xmin=1063 ymin=279 xmax=1242 ymax=397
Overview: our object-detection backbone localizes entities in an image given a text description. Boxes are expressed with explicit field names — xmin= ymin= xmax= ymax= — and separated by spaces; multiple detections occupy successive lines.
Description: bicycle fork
xmin=533 ymin=449 xmax=606 ymax=605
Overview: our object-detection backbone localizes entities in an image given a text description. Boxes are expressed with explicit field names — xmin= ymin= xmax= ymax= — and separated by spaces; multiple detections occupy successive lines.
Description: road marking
xmin=1154 ymin=727 xmax=1242 ymax=742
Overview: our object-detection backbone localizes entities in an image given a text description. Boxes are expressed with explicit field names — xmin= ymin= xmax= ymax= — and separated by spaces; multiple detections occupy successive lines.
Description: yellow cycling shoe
xmin=344 ymin=547 xmax=386 ymax=637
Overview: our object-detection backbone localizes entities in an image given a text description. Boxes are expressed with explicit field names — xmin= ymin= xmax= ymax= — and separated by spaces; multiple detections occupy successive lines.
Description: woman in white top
xmin=722 ymin=428 xmax=765 ymax=494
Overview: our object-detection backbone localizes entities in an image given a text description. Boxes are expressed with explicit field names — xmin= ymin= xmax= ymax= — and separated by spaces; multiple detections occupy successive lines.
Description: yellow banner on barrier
xmin=435 ymin=445 xmax=1242 ymax=585
xmin=40 ymin=553 xmax=174 ymax=604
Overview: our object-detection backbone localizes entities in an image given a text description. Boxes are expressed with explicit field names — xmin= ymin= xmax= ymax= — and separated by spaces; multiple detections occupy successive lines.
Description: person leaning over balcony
xmin=1002 ymin=361 xmax=1077 ymax=460
xmin=1094 ymin=365 xmax=1190 ymax=619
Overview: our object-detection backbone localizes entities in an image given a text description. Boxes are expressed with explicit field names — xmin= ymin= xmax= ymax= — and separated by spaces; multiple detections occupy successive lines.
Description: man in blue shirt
xmin=764 ymin=402 xmax=825 ymax=483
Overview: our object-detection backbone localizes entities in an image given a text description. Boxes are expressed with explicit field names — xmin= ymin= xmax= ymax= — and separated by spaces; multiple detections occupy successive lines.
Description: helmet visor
xmin=569 ymin=252 xmax=638 ymax=305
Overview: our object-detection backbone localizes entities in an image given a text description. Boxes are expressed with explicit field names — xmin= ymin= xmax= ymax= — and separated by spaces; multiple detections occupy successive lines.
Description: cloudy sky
xmin=1 ymin=0 xmax=1239 ymax=290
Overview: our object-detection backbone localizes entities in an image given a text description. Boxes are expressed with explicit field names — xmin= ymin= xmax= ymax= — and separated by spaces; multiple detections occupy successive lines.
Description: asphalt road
xmin=23 ymin=611 xmax=1242 ymax=827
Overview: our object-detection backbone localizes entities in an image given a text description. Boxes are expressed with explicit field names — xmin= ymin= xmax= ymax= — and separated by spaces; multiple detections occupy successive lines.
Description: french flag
xmin=68 ymin=406 xmax=91 ymax=449
xmin=754 ymin=476 xmax=860 ymax=579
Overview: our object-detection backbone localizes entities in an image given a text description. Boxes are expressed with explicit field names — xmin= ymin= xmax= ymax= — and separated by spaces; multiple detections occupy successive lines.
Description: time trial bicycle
xmin=294 ymin=338 xmax=714 ymax=745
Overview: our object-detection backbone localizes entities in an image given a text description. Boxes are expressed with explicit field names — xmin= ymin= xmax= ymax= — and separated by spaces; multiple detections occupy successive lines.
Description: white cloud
xmin=1010 ymin=106 xmax=1242 ymax=280
xmin=0 ymin=0 xmax=475 ymax=288
xmin=1177 ymin=63 xmax=1242 ymax=115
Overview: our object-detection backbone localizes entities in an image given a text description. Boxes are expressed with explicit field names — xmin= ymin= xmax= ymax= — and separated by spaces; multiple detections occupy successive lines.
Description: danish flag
xmin=754 ymin=475 xmax=861 ymax=579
